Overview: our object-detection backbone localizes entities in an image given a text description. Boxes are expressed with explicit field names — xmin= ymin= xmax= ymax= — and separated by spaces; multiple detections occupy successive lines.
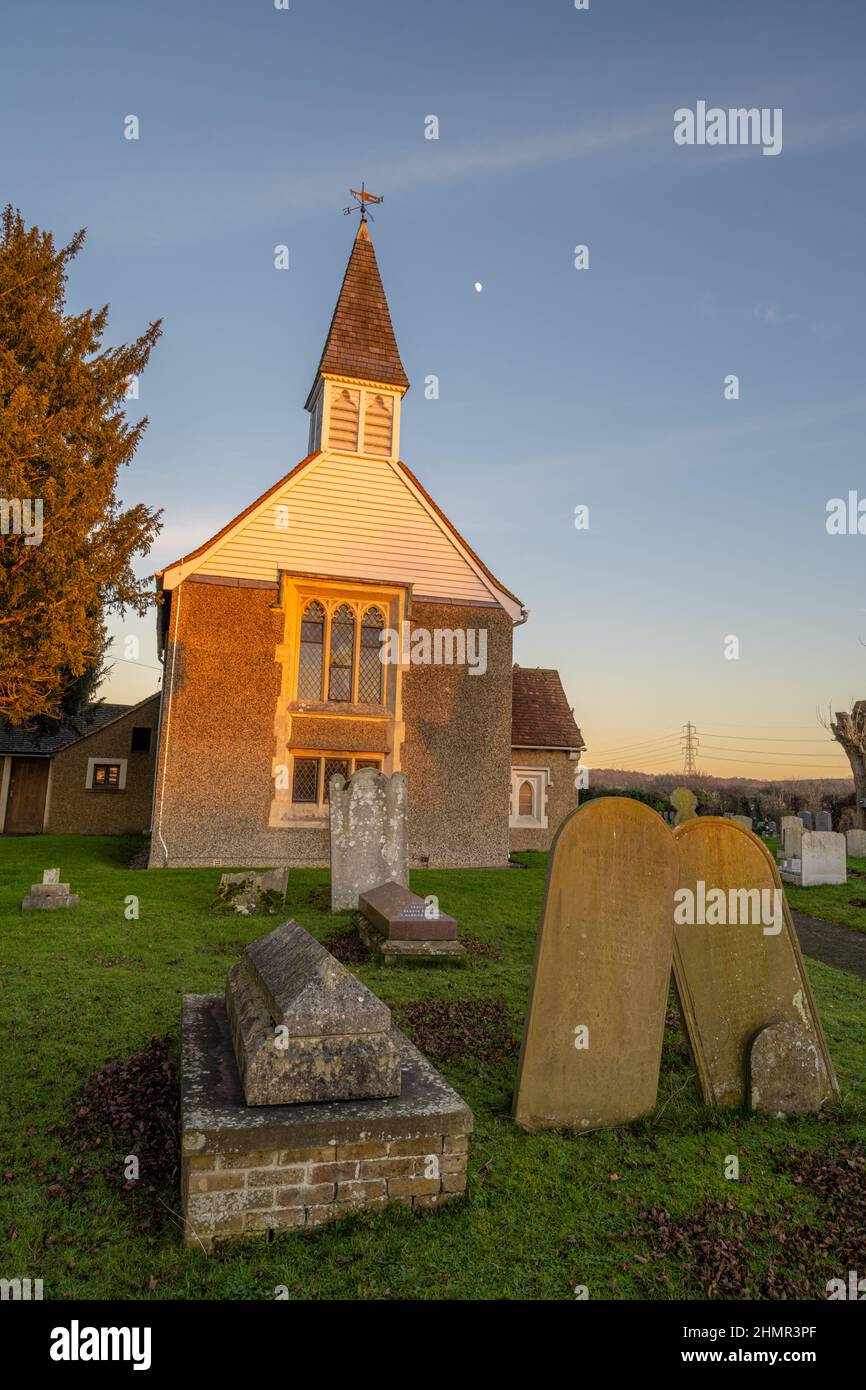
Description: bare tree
xmin=827 ymin=702 xmax=866 ymax=828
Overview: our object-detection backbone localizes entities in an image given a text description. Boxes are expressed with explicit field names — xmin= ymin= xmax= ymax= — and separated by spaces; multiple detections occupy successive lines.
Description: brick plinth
xmin=181 ymin=995 xmax=473 ymax=1251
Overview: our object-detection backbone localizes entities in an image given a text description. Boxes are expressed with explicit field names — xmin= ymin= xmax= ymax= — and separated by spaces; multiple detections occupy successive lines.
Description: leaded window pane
xmin=518 ymin=781 xmax=534 ymax=816
xmin=358 ymin=607 xmax=384 ymax=703
xmin=328 ymin=603 xmax=355 ymax=702
xmin=298 ymin=601 xmax=325 ymax=699
xmin=324 ymin=758 xmax=351 ymax=801
xmin=292 ymin=758 xmax=319 ymax=804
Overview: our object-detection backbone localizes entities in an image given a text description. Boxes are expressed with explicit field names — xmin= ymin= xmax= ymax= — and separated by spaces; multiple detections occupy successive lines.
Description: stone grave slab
xmin=672 ymin=817 xmax=837 ymax=1108
xmin=513 ymin=797 xmax=679 ymax=1132
xmin=330 ymin=768 xmax=408 ymax=911
xmin=846 ymin=828 xmax=866 ymax=857
xmin=815 ymin=811 xmax=832 ymax=832
xmin=225 ymin=920 xmax=401 ymax=1105
xmin=749 ymin=1020 xmax=833 ymax=1116
xmin=799 ymin=811 xmax=813 ymax=831
xmin=216 ymin=869 xmax=288 ymax=915
xmin=359 ymin=881 xmax=458 ymax=940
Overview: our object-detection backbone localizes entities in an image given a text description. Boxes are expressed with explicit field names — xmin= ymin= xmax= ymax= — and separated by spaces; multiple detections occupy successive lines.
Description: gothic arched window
xmin=518 ymin=780 xmax=534 ymax=817
xmin=328 ymin=603 xmax=356 ymax=702
xmin=358 ymin=607 xmax=385 ymax=703
xmin=297 ymin=601 xmax=325 ymax=699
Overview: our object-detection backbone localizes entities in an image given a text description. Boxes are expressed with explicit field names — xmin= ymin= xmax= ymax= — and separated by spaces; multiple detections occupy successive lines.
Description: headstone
xmin=766 ymin=820 xmax=777 ymax=836
xmin=216 ymin=869 xmax=288 ymax=915
xmin=21 ymin=869 xmax=79 ymax=910
xmin=359 ymin=882 xmax=458 ymax=940
xmin=781 ymin=816 xmax=803 ymax=860
xmin=670 ymin=787 xmax=698 ymax=826
xmin=673 ymin=817 xmax=837 ymax=1107
xmin=815 ymin=810 xmax=832 ymax=832
xmin=725 ymin=814 xmax=753 ymax=831
xmin=799 ymin=811 xmax=813 ymax=831
xmin=225 ymin=920 xmax=401 ymax=1105
xmin=749 ymin=1021 xmax=833 ymax=1116
xmin=329 ymin=768 xmax=408 ymax=911
xmin=358 ymin=881 xmax=466 ymax=964
xmin=780 ymin=831 xmax=846 ymax=887
xmin=846 ymin=828 xmax=866 ymax=857
xmin=513 ymin=797 xmax=678 ymax=1132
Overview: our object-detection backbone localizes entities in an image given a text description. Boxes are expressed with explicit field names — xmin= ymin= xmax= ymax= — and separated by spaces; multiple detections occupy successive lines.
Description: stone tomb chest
xmin=182 ymin=920 xmax=473 ymax=1248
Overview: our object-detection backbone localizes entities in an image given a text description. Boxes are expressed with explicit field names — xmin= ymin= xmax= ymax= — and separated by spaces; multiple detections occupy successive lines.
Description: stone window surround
xmin=85 ymin=757 xmax=128 ymax=791
xmin=510 ymin=766 xmax=549 ymax=829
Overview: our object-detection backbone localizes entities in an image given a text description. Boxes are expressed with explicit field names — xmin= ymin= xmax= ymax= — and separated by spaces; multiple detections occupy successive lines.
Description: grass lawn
xmin=765 ymin=836 xmax=866 ymax=932
xmin=2 ymin=834 xmax=866 ymax=1302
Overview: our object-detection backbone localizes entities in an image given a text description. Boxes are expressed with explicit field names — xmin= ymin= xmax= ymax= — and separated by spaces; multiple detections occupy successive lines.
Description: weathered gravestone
xmin=329 ymin=768 xmax=408 ymax=911
xmin=815 ymin=810 xmax=832 ymax=832
xmin=799 ymin=811 xmax=814 ymax=831
xmin=670 ymin=787 xmax=698 ymax=826
xmin=846 ymin=828 xmax=866 ymax=857
xmin=780 ymin=831 xmax=847 ymax=887
xmin=781 ymin=816 xmax=803 ymax=862
xmin=182 ymin=919 xmax=473 ymax=1248
xmin=513 ymin=798 xmax=678 ymax=1132
xmin=22 ymin=869 xmax=79 ymax=911
xmin=672 ymin=817 xmax=837 ymax=1110
xmin=215 ymin=868 xmax=288 ymax=915
xmin=749 ymin=1020 xmax=833 ymax=1117
xmin=357 ymin=881 xmax=466 ymax=964
xmin=225 ymin=921 xmax=401 ymax=1104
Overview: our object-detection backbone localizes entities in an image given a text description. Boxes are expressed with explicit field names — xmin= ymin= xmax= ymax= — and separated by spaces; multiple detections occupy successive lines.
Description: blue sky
xmin=3 ymin=0 xmax=866 ymax=778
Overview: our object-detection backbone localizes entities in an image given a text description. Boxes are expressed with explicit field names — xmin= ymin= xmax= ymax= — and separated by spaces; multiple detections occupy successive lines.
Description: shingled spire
xmin=305 ymin=221 xmax=409 ymax=410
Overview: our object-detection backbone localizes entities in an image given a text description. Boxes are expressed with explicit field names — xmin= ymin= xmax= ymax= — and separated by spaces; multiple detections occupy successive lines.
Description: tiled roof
xmin=0 ymin=697 xmax=157 ymax=755
xmin=307 ymin=221 xmax=409 ymax=404
xmin=511 ymin=668 xmax=584 ymax=750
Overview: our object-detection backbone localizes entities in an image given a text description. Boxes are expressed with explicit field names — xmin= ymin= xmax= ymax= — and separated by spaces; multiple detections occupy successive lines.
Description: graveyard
xmin=2 ymin=827 xmax=866 ymax=1301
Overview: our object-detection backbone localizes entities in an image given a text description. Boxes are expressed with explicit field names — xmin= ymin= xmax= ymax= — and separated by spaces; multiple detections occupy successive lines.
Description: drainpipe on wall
xmin=155 ymin=584 xmax=181 ymax=867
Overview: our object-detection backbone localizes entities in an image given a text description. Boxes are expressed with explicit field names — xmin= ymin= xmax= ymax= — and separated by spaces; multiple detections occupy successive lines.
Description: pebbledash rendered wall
xmin=149 ymin=581 xmax=513 ymax=869
xmin=47 ymin=696 xmax=161 ymax=835
xmin=509 ymin=749 xmax=579 ymax=853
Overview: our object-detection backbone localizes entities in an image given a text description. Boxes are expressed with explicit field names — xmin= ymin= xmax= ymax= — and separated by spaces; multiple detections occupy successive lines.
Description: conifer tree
xmin=0 ymin=206 xmax=162 ymax=725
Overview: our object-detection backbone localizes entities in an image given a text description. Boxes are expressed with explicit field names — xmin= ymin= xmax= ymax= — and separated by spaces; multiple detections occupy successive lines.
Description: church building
xmin=149 ymin=214 xmax=581 ymax=868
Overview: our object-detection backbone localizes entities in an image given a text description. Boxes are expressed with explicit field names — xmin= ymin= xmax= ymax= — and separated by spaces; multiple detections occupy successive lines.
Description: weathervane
xmin=343 ymin=182 xmax=383 ymax=223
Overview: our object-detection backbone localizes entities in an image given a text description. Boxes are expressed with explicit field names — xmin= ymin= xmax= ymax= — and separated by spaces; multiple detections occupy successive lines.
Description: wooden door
xmin=4 ymin=757 xmax=50 ymax=833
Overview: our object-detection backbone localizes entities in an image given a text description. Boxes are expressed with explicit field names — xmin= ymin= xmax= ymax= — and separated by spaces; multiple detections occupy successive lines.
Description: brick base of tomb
xmin=181 ymin=995 xmax=472 ymax=1250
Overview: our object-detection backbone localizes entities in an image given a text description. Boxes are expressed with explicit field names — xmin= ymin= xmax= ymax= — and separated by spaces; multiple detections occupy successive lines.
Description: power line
xmin=701 ymin=732 xmax=835 ymax=744
xmin=699 ymin=745 xmax=845 ymax=760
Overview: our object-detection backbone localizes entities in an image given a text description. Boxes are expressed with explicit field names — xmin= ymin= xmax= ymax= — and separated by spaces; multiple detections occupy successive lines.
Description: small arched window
xmin=328 ymin=603 xmax=356 ymax=702
xmin=297 ymin=601 xmax=325 ymax=699
xmin=358 ymin=607 xmax=385 ymax=703
xmin=518 ymin=780 xmax=535 ymax=817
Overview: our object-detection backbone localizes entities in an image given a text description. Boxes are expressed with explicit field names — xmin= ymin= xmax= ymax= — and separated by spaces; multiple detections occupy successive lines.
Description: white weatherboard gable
xmin=161 ymin=450 xmax=520 ymax=616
